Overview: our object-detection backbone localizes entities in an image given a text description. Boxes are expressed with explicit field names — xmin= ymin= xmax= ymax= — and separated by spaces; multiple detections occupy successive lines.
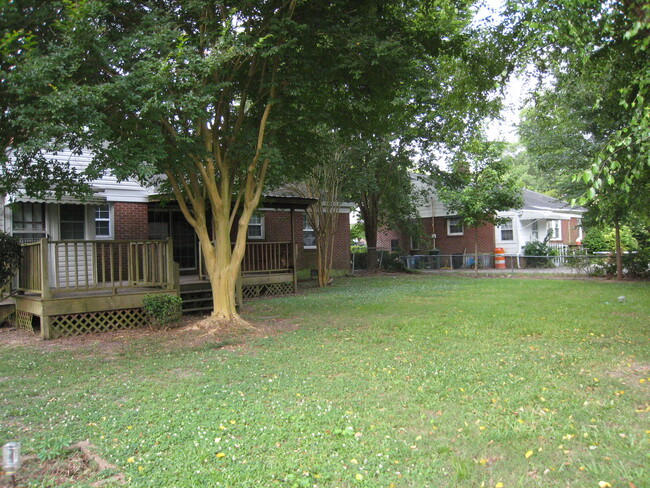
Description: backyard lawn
xmin=0 ymin=275 xmax=648 ymax=487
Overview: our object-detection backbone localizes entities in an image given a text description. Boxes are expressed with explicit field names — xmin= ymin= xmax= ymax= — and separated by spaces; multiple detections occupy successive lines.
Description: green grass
xmin=1 ymin=275 xmax=649 ymax=487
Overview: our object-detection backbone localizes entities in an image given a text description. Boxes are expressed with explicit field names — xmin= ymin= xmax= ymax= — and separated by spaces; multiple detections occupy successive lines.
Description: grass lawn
xmin=0 ymin=275 xmax=648 ymax=487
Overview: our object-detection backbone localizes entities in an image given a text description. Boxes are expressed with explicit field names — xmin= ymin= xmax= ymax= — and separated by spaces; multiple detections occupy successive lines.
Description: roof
xmin=521 ymin=189 xmax=586 ymax=213
xmin=498 ymin=189 xmax=587 ymax=221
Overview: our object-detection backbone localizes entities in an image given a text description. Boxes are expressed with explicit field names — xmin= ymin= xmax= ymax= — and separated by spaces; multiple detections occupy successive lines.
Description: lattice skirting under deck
xmin=242 ymin=281 xmax=293 ymax=299
xmin=7 ymin=310 xmax=35 ymax=333
xmin=49 ymin=308 xmax=148 ymax=339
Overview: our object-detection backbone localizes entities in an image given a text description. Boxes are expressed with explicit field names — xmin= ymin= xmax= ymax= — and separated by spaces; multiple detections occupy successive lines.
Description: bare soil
xmin=0 ymin=313 xmax=300 ymax=357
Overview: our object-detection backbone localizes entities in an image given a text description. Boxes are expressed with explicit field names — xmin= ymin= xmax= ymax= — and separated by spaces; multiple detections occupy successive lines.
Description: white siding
xmin=44 ymin=150 xmax=154 ymax=203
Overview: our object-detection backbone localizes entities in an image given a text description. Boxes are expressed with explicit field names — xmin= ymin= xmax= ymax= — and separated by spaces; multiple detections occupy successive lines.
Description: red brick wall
xmin=433 ymin=217 xmax=496 ymax=254
xmin=377 ymin=218 xmax=434 ymax=254
xmin=298 ymin=212 xmax=350 ymax=271
xmin=113 ymin=202 xmax=149 ymax=240
xmin=244 ymin=210 xmax=350 ymax=271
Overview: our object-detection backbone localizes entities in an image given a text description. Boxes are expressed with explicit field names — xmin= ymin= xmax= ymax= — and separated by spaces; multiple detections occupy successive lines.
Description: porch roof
xmin=517 ymin=209 xmax=582 ymax=221
xmin=8 ymin=188 xmax=107 ymax=205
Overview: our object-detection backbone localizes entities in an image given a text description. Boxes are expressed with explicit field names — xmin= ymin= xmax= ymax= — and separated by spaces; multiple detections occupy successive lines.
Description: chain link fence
xmin=351 ymin=248 xmax=646 ymax=277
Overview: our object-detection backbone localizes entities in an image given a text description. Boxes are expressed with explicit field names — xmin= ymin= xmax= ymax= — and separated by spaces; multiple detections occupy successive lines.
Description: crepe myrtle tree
xmin=5 ymin=0 xmax=450 ymax=326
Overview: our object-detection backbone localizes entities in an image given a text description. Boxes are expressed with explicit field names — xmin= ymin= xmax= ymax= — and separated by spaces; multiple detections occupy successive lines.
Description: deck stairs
xmin=179 ymin=282 xmax=214 ymax=314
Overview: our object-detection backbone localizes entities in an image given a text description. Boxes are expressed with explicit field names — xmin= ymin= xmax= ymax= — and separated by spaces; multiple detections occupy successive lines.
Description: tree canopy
xmin=3 ymin=0 xmax=490 ymax=323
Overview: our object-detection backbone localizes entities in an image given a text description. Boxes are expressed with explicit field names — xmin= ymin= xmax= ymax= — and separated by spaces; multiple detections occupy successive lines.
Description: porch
xmin=5 ymin=238 xmax=298 ymax=339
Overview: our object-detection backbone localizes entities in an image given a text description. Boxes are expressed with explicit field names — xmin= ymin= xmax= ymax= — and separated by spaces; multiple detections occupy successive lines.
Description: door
xmin=148 ymin=206 xmax=198 ymax=271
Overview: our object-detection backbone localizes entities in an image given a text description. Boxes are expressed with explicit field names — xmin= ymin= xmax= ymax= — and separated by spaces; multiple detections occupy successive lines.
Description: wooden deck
xmin=8 ymin=239 xmax=297 ymax=338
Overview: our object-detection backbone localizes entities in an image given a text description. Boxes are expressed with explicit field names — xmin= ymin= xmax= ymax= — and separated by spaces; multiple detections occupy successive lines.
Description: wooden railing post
xmin=40 ymin=238 xmax=51 ymax=299
xmin=166 ymin=238 xmax=175 ymax=291
xmin=293 ymin=243 xmax=298 ymax=293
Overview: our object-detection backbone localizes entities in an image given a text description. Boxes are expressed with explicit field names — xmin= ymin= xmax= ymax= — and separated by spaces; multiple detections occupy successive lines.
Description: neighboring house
xmin=2 ymin=149 xmax=351 ymax=338
xmin=378 ymin=175 xmax=586 ymax=257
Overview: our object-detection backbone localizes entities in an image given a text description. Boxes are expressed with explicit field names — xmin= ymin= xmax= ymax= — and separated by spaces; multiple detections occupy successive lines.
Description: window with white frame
xmin=303 ymin=213 xmax=316 ymax=248
xmin=60 ymin=204 xmax=85 ymax=240
xmin=531 ymin=220 xmax=539 ymax=241
xmin=95 ymin=204 xmax=112 ymax=238
xmin=247 ymin=213 xmax=265 ymax=239
xmin=12 ymin=202 xmax=46 ymax=242
xmin=549 ymin=220 xmax=562 ymax=240
xmin=499 ymin=218 xmax=514 ymax=241
xmin=447 ymin=217 xmax=464 ymax=236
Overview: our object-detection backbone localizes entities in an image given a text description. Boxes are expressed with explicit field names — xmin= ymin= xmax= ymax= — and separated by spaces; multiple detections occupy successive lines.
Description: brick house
xmin=378 ymin=175 xmax=586 ymax=261
xmin=1 ymin=150 xmax=351 ymax=338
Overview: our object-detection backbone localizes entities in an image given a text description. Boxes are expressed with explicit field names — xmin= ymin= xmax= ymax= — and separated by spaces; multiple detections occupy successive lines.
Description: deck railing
xmin=241 ymin=241 xmax=292 ymax=274
xmin=18 ymin=238 xmax=175 ymax=296
xmin=198 ymin=241 xmax=295 ymax=279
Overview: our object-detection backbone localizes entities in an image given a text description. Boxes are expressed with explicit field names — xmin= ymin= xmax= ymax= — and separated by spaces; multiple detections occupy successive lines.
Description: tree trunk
xmin=615 ymin=219 xmax=623 ymax=281
xmin=360 ymin=195 xmax=380 ymax=272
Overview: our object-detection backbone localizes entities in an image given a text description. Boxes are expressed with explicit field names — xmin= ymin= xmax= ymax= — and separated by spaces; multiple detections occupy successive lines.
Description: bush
xmin=522 ymin=240 xmax=557 ymax=268
xmin=583 ymin=226 xmax=639 ymax=252
xmin=143 ymin=294 xmax=183 ymax=327
xmin=0 ymin=231 xmax=21 ymax=288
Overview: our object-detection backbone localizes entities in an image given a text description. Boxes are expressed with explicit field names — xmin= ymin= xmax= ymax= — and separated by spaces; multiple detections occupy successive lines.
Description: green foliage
xmin=0 ymin=231 xmax=21 ymax=288
xmin=349 ymin=222 xmax=365 ymax=244
xmin=508 ymin=0 xmax=650 ymax=207
xmin=142 ymin=294 xmax=182 ymax=328
xmin=583 ymin=226 xmax=639 ymax=253
xmin=34 ymin=437 xmax=72 ymax=461
xmin=522 ymin=238 xmax=558 ymax=268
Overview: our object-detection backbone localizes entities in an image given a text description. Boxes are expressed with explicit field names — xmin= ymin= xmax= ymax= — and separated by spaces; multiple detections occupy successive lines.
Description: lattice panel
xmin=14 ymin=311 xmax=34 ymax=332
xmin=242 ymin=282 xmax=293 ymax=299
xmin=50 ymin=308 xmax=148 ymax=339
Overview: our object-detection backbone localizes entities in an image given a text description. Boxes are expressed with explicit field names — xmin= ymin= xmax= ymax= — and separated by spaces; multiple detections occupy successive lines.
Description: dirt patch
xmin=606 ymin=361 xmax=650 ymax=386
xmin=0 ymin=440 xmax=126 ymax=488
xmin=0 ymin=313 xmax=301 ymax=357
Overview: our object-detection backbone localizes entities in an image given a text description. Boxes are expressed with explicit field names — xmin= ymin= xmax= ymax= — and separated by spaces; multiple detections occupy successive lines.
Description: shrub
xmin=143 ymin=294 xmax=183 ymax=327
xmin=0 ymin=231 xmax=21 ymax=288
xmin=522 ymin=239 xmax=557 ymax=268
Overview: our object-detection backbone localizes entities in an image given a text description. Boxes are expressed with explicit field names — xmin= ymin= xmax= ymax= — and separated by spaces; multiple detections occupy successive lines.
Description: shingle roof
xmin=522 ymin=189 xmax=586 ymax=212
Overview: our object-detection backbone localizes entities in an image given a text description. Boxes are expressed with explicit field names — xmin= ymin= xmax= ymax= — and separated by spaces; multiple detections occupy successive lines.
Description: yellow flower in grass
xmin=127 ymin=457 xmax=135 ymax=463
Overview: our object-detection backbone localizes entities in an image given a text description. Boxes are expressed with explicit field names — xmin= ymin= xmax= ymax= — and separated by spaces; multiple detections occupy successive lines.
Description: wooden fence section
xmin=19 ymin=241 xmax=43 ymax=294
xmin=18 ymin=238 xmax=175 ymax=295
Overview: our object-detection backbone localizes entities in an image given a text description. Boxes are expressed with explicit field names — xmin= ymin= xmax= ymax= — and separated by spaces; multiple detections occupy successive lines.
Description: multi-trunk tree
xmin=4 ymin=0 xmax=455 ymax=325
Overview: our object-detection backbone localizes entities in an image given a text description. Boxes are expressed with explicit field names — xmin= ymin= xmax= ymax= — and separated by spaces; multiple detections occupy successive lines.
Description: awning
xmin=518 ymin=210 xmax=581 ymax=221
xmin=8 ymin=189 xmax=107 ymax=205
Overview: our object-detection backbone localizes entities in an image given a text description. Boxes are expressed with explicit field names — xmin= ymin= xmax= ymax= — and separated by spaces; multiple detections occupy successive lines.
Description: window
xmin=12 ymin=202 xmax=46 ymax=242
xmin=499 ymin=219 xmax=514 ymax=241
xmin=447 ymin=218 xmax=464 ymax=236
xmin=390 ymin=239 xmax=399 ymax=252
xmin=303 ymin=213 xmax=316 ymax=248
xmin=60 ymin=204 xmax=85 ymax=240
xmin=247 ymin=213 xmax=264 ymax=239
xmin=95 ymin=204 xmax=112 ymax=238
xmin=549 ymin=220 xmax=562 ymax=240
xmin=531 ymin=221 xmax=539 ymax=241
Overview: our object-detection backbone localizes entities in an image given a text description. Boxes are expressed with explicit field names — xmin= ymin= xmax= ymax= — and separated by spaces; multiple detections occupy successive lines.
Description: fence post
xmin=40 ymin=238 xmax=51 ymax=300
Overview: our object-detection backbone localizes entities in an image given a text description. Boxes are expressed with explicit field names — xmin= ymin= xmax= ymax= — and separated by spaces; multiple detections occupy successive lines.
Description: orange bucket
xmin=494 ymin=248 xmax=506 ymax=269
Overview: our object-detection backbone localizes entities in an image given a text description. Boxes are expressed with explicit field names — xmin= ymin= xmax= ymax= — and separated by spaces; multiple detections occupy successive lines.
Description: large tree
xmin=509 ymin=0 xmax=650 ymax=279
xmin=4 ymin=0 xmax=443 ymax=326
xmin=506 ymin=0 xmax=649 ymax=204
